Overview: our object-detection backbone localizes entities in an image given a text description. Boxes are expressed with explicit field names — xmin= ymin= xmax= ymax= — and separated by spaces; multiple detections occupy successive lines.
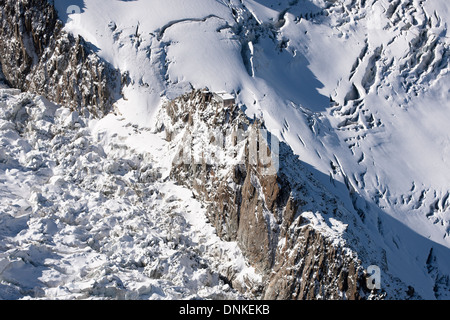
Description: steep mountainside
xmin=156 ymin=90 xmax=378 ymax=299
xmin=0 ymin=0 xmax=120 ymax=117
xmin=0 ymin=0 xmax=449 ymax=300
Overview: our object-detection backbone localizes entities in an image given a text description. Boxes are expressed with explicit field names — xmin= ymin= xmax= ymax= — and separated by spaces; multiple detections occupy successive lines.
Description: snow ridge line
xmin=157 ymin=15 xmax=226 ymax=40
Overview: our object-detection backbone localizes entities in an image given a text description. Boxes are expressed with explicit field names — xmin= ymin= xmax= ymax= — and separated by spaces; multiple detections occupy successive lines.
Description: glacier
xmin=0 ymin=0 xmax=449 ymax=299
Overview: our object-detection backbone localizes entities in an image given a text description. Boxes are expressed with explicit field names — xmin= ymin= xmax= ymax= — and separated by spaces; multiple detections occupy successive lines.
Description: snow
xmin=0 ymin=89 xmax=258 ymax=299
xmin=1 ymin=0 xmax=449 ymax=299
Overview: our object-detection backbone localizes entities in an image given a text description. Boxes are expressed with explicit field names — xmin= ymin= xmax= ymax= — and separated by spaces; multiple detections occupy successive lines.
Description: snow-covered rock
xmin=0 ymin=0 xmax=121 ymax=117
xmin=0 ymin=89 xmax=258 ymax=299
xmin=0 ymin=0 xmax=449 ymax=300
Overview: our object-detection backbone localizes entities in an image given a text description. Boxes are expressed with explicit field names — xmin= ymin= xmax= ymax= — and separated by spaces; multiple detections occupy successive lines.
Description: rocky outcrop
xmin=265 ymin=225 xmax=364 ymax=300
xmin=0 ymin=0 xmax=120 ymax=117
xmin=156 ymin=90 xmax=374 ymax=300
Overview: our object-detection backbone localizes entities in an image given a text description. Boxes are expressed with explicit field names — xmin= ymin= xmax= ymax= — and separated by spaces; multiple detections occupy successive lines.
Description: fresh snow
xmin=1 ymin=0 xmax=449 ymax=299
xmin=0 ymin=89 xmax=259 ymax=299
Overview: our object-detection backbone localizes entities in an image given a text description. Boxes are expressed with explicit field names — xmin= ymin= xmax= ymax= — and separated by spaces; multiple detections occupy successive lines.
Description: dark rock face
xmin=158 ymin=90 xmax=372 ymax=300
xmin=0 ymin=0 xmax=120 ymax=117
xmin=266 ymin=225 xmax=364 ymax=300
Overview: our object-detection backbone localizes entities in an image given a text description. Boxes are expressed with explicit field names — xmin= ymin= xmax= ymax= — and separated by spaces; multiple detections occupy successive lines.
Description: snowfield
xmin=0 ymin=0 xmax=449 ymax=299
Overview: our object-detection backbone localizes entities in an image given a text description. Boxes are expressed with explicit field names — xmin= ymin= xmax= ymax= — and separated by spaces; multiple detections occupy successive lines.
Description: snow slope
xmin=1 ymin=0 xmax=449 ymax=299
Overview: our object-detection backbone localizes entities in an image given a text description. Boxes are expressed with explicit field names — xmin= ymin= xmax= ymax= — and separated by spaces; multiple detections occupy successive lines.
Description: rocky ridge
xmin=155 ymin=89 xmax=403 ymax=300
xmin=1 ymin=0 xmax=448 ymax=300
xmin=0 ymin=0 xmax=120 ymax=117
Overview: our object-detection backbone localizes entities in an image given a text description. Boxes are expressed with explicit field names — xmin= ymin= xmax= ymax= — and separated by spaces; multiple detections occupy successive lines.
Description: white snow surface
xmin=0 ymin=89 xmax=259 ymax=299
xmin=1 ymin=0 xmax=449 ymax=299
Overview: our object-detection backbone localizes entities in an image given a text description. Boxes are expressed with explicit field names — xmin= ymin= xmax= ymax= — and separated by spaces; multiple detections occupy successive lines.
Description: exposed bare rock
xmin=156 ymin=89 xmax=376 ymax=300
xmin=0 ymin=0 xmax=120 ymax=117
xmin=266 ymin=224 xmax=365 ymax=300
